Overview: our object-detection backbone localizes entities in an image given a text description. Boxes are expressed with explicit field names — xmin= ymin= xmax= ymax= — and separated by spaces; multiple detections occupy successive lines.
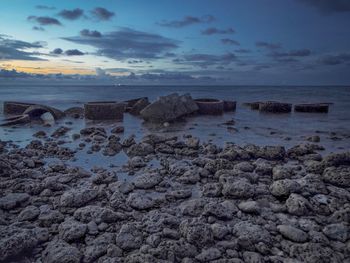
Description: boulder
xmin=259 ymin=101 xmax=292 ymax=113
xmin=294 ymin=103 xmax=329 ymax=113
xmin=140 ymin=93 xmax=198 ymax=122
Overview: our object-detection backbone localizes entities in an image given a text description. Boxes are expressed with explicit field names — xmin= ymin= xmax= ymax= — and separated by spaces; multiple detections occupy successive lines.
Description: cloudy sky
xmin=0 ymin=0 xmax=350 ymax=85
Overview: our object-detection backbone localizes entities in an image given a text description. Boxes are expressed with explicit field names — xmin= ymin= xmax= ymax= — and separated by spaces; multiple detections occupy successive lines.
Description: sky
xmin=0 ymin=0 xmax=350 ymax=85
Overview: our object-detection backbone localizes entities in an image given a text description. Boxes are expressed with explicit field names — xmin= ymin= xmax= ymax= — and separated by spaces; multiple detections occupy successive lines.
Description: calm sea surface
xmin=0 ymin=84 xmax=350 ymax=159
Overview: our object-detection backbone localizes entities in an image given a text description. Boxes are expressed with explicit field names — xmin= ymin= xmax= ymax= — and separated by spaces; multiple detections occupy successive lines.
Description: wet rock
xmin=270 ymin=179 xmax=300 ymax=197
xmin=322 ymin=152 xmax=350 ymax=167
xmin=33 ymin=130 xmax=46 ymax=138
xmin=18 ymin=205 xmax=40 ymax=221
xmin=195 ymin=248 xmax=222 ymax=262
xmin=286 ymin=194 xmax=311 ymax=216
xmin=258 ymin=145 xmax=286 ymax=160
xmin=60 ymin=188 xmax=98 ymax=207
xmin=0 ymin=192 xmax=30 ymax=210
xmin=111 ymin=126 xmax=124 ymax=134
xmin=277 ymin=225 xmax=308 ymax=243
xmin=323 ymin=166 xmax=350 ymax=187
xmin=0 ymin=225 xmax=40 ymax=261
xmin=233 ymin=221 xmax=271 ymax=247
xmin=122 ymin=135 xmax=136 ymax=148
xmin=84 ymin=233 xmax=115 ymax=262
xmin=238 ymin=201 xmax=261 ymax=214
xmin=42 ymin=240 xmax=82 ymax=263
xmin=58 ymin=218 xmax=87 ymax=242
xmin=130 ymin=97 xmax=150 ymax=115
xmin=179 ymin=219 xmax=213 ymax=246
xmin=51 ymin=126 xmax=70 ymax=138
xmin=115 ymin=223 xmax=143 ymax=251
xmin=126 ymin=193 xmax=158 ymax=210
xmin=221 ymin=177 xmax=255 ymax=198
xmin=133 ymin=172 xmax=162 ymax=189
xmin=74 ymin=205 xmax=125 ymax=223
xmin=322 ymin=223 xmax=348 ymax=242
xmin=128 ymin=156 xmax=146 ymax=168
xmin=307 ymin=135 xmax=320 ymax=143
xmin=140 ymin=93 xmax=198 ymax=123
xmin=126 ymin=143 xmax=154 ymax=157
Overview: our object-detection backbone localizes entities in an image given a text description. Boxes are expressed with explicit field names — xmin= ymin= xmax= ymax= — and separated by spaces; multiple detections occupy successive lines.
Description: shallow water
xmin=1 ymin=83 xmax=350 ymax=167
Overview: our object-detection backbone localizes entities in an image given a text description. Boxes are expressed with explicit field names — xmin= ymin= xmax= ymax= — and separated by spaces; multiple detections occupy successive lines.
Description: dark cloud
xmin=0 ymin=69 xmax=31 ymax=78
xmin=298 ymin=0 xmax=350 ymax=14
xmin=32 ymin=26 xmax=45 ymax=31
xmin=51 ymin=48 xmax=63 ymax=55
xmin=270 ymin=49 xmax=312 ymax=58
xmin=256 ymin=41 xmax=282 ymax=49
xmin=174 ymin=52 xmax=237 ymax=68
xmin=27 ymin=16 xmax=62 ymax=26
xmin=63 ymin=27 xmax=179 ymax=60
xmin=320 ymin=53 xmax=350 ymax=65
xmin=157 ymin=15 xmax=215 ymax=28
xmin=80 ymin=29 xmax=102 ymax=38
xmin=58 ymin=8 xmax=84 ymax=20
xmin=65 ymin=49 xmax=85 ymax=56
xmin=221 ymin=38 xmax=240 ymax=46
xmin=235 ymin=49 xmax=251 ymax=53
xmin=91 ymin=7 xmax=115 ymax=21
xmin=202 ymin=27 xmax=235 ymax=35
xmin=35 ymin=5 xmax=56 ymax=10
xmin=0 ymin=36 xmax=45 ymax=61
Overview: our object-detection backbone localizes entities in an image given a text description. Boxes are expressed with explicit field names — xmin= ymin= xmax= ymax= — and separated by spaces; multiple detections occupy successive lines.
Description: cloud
xmin=91 ymin=7 xmax=115 ymax=21
xmin=27 ymin=16 xmax=62 ymax=26
xmin=319 ymin=53 xmax=350 ymax=65
xmin=174 ymin=52 xmax=237 ymax=68
xmin=202 ymin=27 xmax=235 ymax=35
xmin=256 ymin=41 xmax=282 ymax=49
xmin=298 ymin=0 xmax=350 ymax=14
xmin=35 ymin=5 xmax=56 ymax=10
xmin=63 ymin=27 xmax=179 ymax=60
xmin=80 ymin=29 xmax=102 ymax=38
xmin=65 ymin=49 xmax=85 ymax=56
xmin=0 ymin=36 xmax=45 ymax=61
xmin=221 ymin=38 xmax=240 ymax=46
xmin=58 ymin=8 xmax=84 ymax=20
xmin=270 ymin=49 xmax=312 ymax=58
xmin=51 ymin=48 xmax=63 ymax=55
xmin=157 ymin=15 xmax=215 ymax=28
xmin=235 ymin=49 xmax=251 ymax=53
xmin=0 ymin=69 xmax=31 ymax=78
xmin=32 ymin=26 xmax=45 ymax=31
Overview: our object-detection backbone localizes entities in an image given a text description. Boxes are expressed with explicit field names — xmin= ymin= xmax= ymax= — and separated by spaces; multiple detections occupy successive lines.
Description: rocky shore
xmin=0 ymin=125 xmax=349 ymax=263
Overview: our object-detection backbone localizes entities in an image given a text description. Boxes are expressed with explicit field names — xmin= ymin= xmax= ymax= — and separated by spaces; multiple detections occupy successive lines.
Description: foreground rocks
xmin=0 ymin=131 xmax=349 ymax=263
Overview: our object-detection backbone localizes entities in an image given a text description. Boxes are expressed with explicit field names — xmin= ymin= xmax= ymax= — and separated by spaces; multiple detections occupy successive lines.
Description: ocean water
xmin=0 ymin=83 xmax=350 ymax=157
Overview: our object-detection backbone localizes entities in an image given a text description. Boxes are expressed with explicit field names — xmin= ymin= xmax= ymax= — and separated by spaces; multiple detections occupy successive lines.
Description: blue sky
xmin=0 ymin=0 xmax=350 ymax=85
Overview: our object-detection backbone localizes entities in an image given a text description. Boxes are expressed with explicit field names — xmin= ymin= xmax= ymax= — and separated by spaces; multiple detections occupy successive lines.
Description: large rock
xmin=140 ymin=93 xmax=199 ymax=122
xmin=0 ymin=225 xmax=40 ymax=261
xmin=42 ymin=240 xmax=82 ymax=263
xmin=0 ymin=193 xmax=30 ymax=210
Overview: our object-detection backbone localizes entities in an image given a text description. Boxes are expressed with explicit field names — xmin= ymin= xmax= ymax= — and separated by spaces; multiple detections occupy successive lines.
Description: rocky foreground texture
xmin=0 ymin=129 xmax=349 ymax=263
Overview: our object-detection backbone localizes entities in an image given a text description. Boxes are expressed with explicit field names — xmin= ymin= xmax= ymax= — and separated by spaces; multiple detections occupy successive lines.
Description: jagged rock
xmin=42 ymin=240 xmax=82 ymax=263
xmin=18 ymin=205 xmax=40 ymax=221
xmin=0 ymin=193 xmax=30 ymax=210
xmin=126 ymin=143 xmax=154 ymax=157
xmin=203 ymin=200 xmax=237 ymax=220
xmin=140 ymin=93 xmax=198 ymax=123
xmin=126 ymin=193 xmax=158 ymax=210
xmin=58 ymin=218 xmax=87 ymax=242
xmin=74 ymin=205 xmax=126 ymax=223
xmin=322 ymin=152 xmax=350 ymax=167
xmin=0 ymin=225 xmax=40 ymax=261
xmin=133 ymin=173 xmax=162 ymax=189
xmin=232 ymin=221 xmax=272 ymax=246
xmin=270 ymin=179 xmax=300 ymax=197
xmin=322 ymin=223 xmax=348 ymax=242
xmin=84 ymin=233 xmax=115 ymax=262
xmin=238 ymin=201 xmax=261 ymax=214
xmin=181 ymin=199 xmax=206 ymax=217
xmin=179 ymin=219 xmax=213 ymax=246
xmin=221 ymin=177 xmax=255 ymax=198
xmin=286 ymin=194 xmax=311 ymax=216
xmin=38 ymin=207 xmax=65 ymax=226
xmin=323 ymin=166 xmax=350 ymax=187
xmin=195 ymin=248 xmax=222 ymax=262
xmin=60 ymin=188 xmax=98 ymax=207
xmin=277 ymin=225 xmax=308 ymax=243
xmin=115 ymin=223 xmax=143 ymax=251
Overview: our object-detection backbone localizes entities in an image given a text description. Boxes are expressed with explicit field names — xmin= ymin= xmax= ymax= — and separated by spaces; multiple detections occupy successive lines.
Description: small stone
xmin=270 ymin=179 xmax=300 ymax=197
xmin=238 ymin=201 xmax=261 ymax=214
xmin=133 ymin=173 xmax=162 ymax=189
xmin=277 ymin=225 xmax=308 ymax=243
xmin=286 ymin=194 xmax=311 ymax=216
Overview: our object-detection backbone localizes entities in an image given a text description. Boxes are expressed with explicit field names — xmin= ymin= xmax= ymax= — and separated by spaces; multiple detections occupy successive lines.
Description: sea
xmin=0 ymin=83 xmax=350 ymax=167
